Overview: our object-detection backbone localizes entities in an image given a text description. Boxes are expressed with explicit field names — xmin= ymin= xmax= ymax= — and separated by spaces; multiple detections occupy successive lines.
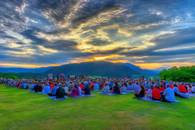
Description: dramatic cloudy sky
xmin=0 ymin=0 xmax=195 ymax=69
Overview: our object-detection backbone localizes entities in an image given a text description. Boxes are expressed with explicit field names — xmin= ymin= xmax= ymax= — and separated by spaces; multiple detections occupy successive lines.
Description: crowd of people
xmin=0 ymin=76 xmax=195 ymax=102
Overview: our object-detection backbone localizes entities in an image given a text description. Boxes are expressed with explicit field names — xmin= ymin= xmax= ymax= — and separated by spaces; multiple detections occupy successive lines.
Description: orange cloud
xmin=135 ymin=62 xmax=195 ymax=69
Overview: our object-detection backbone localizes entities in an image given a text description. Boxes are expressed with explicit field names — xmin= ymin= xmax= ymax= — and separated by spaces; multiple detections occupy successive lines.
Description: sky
xmin=0 ymin=0 xmax=195 ymax=69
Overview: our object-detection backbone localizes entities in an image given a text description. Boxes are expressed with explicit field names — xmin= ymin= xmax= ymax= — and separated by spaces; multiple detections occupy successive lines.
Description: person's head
xmin=74 ymin=84 xmax=78 ymax=88
xmin=141 ymin=85 xmax=145 ymax=90
xmin=123 ymin=83 xmax=127 ymax=87
xmin=115 ymin=82 xmax=118 ymax=87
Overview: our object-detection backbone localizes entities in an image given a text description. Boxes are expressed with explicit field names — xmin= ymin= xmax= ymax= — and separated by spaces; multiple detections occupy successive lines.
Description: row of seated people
xmin=1 ymin=78 xmax=195 ymax=102
xmin=30 ymin=82 xmax=91 ymax=99
xmin=101 ymin=82 xmax=134 ymax=95
xmin=134 ymin=83 xmax=194 ymax=103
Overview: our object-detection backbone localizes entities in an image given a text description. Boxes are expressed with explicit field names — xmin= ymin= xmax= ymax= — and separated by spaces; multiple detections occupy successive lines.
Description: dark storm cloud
xmin=152 ymin=27 xmax=195 ymax=49
xmin=71 ymin=0 xmax=117 ymax=24
xmin=0 ymin=0 xmax=195 ymax=67
xmin=88 ymin=38 xmax=111 ymax=46
xmin=35 ymin=0 xmax=77 ymax=22
xmin=46 ymin=40 xmax=78 ymax=51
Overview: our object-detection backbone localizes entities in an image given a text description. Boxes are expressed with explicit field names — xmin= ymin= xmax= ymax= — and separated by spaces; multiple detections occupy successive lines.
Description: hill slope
xmin=46 ymin=62 xmax=157 ymax=77
xmin=0 ymin=62 xmax=159 ymax=78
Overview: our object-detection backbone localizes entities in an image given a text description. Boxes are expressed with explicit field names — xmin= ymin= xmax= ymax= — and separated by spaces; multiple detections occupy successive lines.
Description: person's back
xmin=152 ymin=87 xmax=161 ymax=100
xmin=146 ymin=88 xmax=152 ymax=98
xmin=21 ymin=82 xmax=28 ymax=89
xmin=174 ymin=87 xmax=189 ymax=98
xmin=50 ymin=82 xmax=55 ymax=90
xmin=56 ymin=87 xmax=65 ymax=98
xmin=178 ymin=85 xmax=188 ymax=93
xmin=79 ymin=83 xmax=84 ymax=90
xmin=159 ymin=86 xmax=165 ymax=92
xmin=29 ymin=84 xmax=36 ymax=92
xmin=64 ymin=86 xmax=69 ymax=95
xmin=113 ymin=85 xmax=120 ymax=94
xmin=127 ymin=84 xmax=133 ymax=91
xmin=71 ymin=86 xmax=79 ymax=97
xmin=192 ymin=85 xmax=195 ymax=93
xmin=42 ymin=85 xmax=51 ymax=95
xmin=163 ymin=87 xmax=176 ymax=102
xmin=51 ymin=86 xmax=59 ymax=96
xmin=121 ymin=86 xmax=127 ymax=94
xmin=84 ymin=86 xmax=91 ymax=95
xmin=139 ymin=86 xmax=145 ymax=98
xmin=34 ymin=84 xmax=40 ymax=92
xmin=94 ymin=83 xmax=100 ymax=91
xmin=102 ymin=85 xmax=110 ymax=94
xmin=78 ymin=87 xmax=83 ymax=96
xmin=134 ymin=83 xmax=141 ymax=95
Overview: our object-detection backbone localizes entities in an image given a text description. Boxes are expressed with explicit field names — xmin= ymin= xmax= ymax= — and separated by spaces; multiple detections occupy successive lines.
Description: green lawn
xmin=0 ymin=84 xmax=195 ymax=130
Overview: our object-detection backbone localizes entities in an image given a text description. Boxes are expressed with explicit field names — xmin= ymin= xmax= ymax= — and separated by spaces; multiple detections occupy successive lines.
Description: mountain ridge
xmin=0 ymin=62 xmax=159 ymax=77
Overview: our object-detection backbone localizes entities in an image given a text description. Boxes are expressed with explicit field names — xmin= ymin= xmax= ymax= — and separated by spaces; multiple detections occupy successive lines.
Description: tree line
xmin=160 ymin=66 xmax=195 ymax=82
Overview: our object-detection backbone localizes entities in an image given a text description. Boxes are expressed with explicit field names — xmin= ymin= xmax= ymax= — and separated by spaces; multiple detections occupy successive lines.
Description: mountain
xmin=46 ymin=62 xmax=158 ymax=77
xmin=0 ymin=62 xmax=159 ymax=78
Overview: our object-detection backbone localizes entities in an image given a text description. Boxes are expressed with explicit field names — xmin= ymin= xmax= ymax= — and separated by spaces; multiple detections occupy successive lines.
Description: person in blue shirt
xmin=49 ymin=84 xmax=59 ymax=96
xmin=42 ymin=83 xmax=51 ymax=95
xmin=121 ymin=83 xmax=128 ymax=94
xmin=162 ymin=85 xmax=176 ymax=102
xmin=94 ymin=82 xmax=100 ymax=91
xmin=21 ymin=82 xmax=28 ymax=89
xmin=101 ymin=82 xmax=111 ymax=95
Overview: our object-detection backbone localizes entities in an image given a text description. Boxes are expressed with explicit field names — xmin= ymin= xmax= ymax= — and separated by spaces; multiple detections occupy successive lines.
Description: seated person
xmin=29 ymin=83 xmax=36 ymax=92
xmin=56 ymin=86 xmax=65 ymax=99
xmin=48 ymin=84 xmax=59 ymax=96
xmin=191 ymin=84 xmax=195 ymax=93
xmin=79 ymin=83 xmax=85 ymax=90
xmin=70 ymin=85 xmax=79 ymax=97
xmin=152 ymin=86 xmax=161 ymax=101
xmin=159 ymin=85 xmax=165 ymax=92
xmin=64 ymin=85 xmax=70 ymax=96
xmin=101 ymin=84 xmax=111 ymax=94
xmin=127 ymin=83 xmax=134 ymax=91
xmin=42 ymin=83 xmax=51 ymax=95
xmin=162 ymin=85 xmax=176 ymax=102
xmin=120 ymin=85 xmax=128 ymax=94
xmin=94 ymin=82 xmax=100 ymax=91
xmin=146 ymin=87 xmax=152 ymax=98
xmin=78 ymin=86 xmax=83 ymax=96
xmin=83 ymin=84 xmax=91 ymax=96
xmin=112 ymin=82 xmax=121 ymax=94
xmin=178 ymin=84 xmax=188 ymax=93
xmin=134 ymin=84 xmax=145 ymax=98
xmin=174 ymin=84 xmax=189 ymax=98
xmin=33 ymin=83 xmax=43 ymax=93
xmin=21 ymin=82 xmax=28 ymax=89
xmin=49 ymin=82 xmax=55 ymax=90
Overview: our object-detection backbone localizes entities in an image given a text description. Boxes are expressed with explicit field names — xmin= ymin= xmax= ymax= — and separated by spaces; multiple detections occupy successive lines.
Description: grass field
xmin=0 ymin=84 xmax=195 ymax=130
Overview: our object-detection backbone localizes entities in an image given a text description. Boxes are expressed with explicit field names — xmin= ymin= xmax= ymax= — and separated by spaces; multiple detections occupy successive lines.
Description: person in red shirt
xmin=159 ymin=85 xmax=165 ymax=92
xmin=49 ymin=82 xmax=55 ymax=90
xmin=178 ymin=84 xmax=188 ymax=93
xmin=79 ymin=82 xmax=84 ymax=90
xmin=152 ymin=86 xmax=161 ymax=101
